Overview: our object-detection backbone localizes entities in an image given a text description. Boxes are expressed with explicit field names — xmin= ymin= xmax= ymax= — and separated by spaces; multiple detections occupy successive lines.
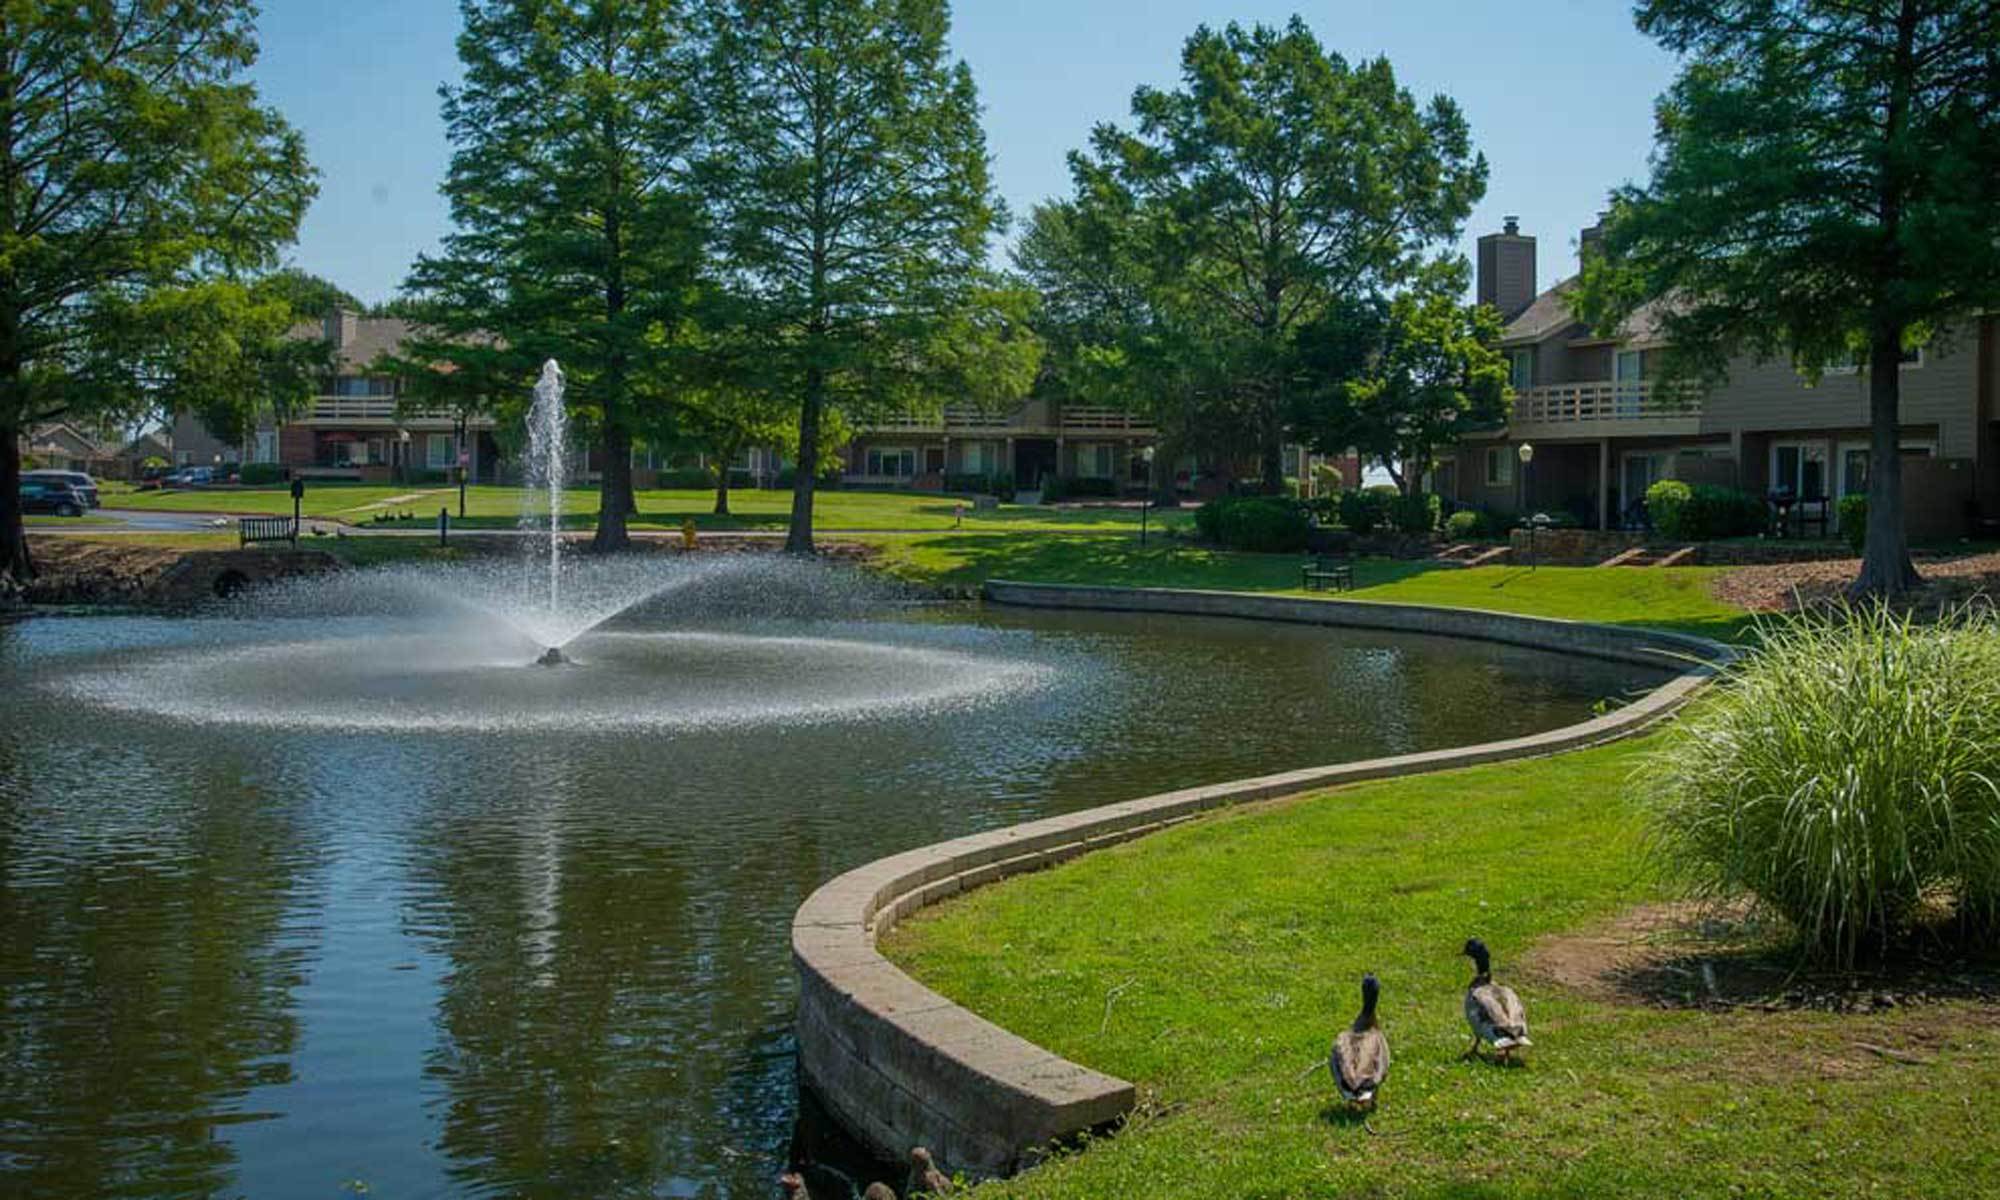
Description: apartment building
xmin=843 ymin=397 xmax=1161 ymax=493
xmin=174 ymin=309 xmax=502 ymax=482
xmin=1446 ymin=217 xmax=1999 ymax=539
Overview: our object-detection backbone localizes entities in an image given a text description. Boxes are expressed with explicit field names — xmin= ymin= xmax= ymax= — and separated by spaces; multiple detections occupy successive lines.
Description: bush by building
xmin=1194 ymin=495 xmax=1313 ymax=552
xmin=1645 ymin=479 xmax=1765 ymax=540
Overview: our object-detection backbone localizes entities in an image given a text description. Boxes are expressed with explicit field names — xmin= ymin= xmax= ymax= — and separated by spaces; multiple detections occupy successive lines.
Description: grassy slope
xmin=108 ymin=484 xmax=1192 ymax=533
xmin=884 ymin=739 xmax=2000 ymax=1198
xmin=862 ymin=533 xmax=1752 ymax=640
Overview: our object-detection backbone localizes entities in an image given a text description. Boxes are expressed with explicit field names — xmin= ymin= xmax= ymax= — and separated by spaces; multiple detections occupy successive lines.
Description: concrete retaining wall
xmin=794 ymin=583 xmax=1733 ymax=1180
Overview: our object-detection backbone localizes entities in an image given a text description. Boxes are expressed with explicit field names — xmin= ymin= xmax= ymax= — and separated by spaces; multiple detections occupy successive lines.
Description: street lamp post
xmin=1139 ymin=445 xmax=1157 ymax=548
xmin=1517 ymin=442 xmax=1537 ymax=569
xmin=455 ymin=413 xmax=468 ymax=519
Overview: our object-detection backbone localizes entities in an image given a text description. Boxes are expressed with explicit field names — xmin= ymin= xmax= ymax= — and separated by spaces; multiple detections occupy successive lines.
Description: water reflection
xmin=0 ymin=606 xmax=1664 ymax=1198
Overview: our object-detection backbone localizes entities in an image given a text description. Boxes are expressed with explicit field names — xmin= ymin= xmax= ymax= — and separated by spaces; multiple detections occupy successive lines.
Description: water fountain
xmin=523 ymin=359 xmax=568 ymax=660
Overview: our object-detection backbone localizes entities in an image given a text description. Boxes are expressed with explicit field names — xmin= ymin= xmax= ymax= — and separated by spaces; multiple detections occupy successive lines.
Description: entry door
xmin=1770 ymin=442 xmax=1827 ymax=499
xmin=1613 ymin=350 xmax=1644 ymax=415
xmin=1621 ymin=453 xmax=1665 ymax=522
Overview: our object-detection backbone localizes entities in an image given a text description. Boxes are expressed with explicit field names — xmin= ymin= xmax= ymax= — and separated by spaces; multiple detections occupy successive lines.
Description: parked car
xmin=22 ymin=468 xmax=99 ymax=508
xmin=19 ymin=479 xmax=87 ymax=517
xmin=166 ymin=466 xmax=214 ymax=487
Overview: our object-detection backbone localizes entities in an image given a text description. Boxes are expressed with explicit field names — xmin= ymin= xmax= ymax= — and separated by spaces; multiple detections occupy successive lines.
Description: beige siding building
xmin=1448 ymin=217 xmax=1998 ymax=540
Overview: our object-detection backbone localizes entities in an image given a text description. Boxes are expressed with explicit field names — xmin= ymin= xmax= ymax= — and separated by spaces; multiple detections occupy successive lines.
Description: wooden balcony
xmin=859 ymin=404 xmax=1156 ymax=436
xmin=300 ymin=396 xmax=491 ymax=427
xmin=1508 ymin=380 xmax=1702 ymax=438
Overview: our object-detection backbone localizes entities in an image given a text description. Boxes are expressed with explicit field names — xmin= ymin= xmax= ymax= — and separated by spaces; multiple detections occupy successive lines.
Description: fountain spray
xmin=524 ymin=360 xmax=568 ymax=661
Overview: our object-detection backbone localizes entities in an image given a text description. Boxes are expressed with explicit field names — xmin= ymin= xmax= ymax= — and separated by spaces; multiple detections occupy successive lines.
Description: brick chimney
xmin=1578 ymin=211 xmax=1609 ymax=266
xmin=1477 ymin=217 xmax=1536 ymax=322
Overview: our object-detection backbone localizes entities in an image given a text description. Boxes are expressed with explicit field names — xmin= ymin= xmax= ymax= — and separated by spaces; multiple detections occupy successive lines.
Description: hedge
xmin=1646 ymin=479 xmax=1765 ymax=541
xmin=240 ymin=463 xmax=287 ymax=486
xmin=1194 ymin=495 xmax=1313 ymax=552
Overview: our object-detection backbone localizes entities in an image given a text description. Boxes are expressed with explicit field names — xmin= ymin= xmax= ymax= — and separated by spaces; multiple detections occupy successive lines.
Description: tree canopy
xmin=404 ymin=0 xmax=710 ymax=551
xmin=1062 ymin=18 xmax=1486 ymax=491
xmin=1579 ymin=0 xmax=2000 ymax=596
xmin=0 ymin=1 xmax=314 ymax=581
xmin=703 ymin=0 xmax=1020 ymax=552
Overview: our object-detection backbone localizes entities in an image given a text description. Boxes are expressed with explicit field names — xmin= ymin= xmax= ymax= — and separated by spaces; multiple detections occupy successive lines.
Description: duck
xmin=863 ymin=1185 xmax=898 ymax=1200
xmin=1462 ymin=936 xmax=1532 ymax=1062
xmin=907 ymin=1146 xmax=952 ymax=1196
xmin=1329 ymin=972 xmax=1390 ymax=1108
xmin=777 ymin=1171 xmax=810 ymax=1199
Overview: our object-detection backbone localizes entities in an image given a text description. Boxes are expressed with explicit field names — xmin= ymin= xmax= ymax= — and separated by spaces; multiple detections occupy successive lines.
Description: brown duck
xmin=907 ymin=1146 xmax=952 ymax=1196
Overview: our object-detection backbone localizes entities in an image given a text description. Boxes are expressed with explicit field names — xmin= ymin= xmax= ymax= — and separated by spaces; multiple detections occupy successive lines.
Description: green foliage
xmin=1579 ymin=1 xmax=2000 ymax=594
xmin=1645 ymin=606 xmax=2000 ymax=967
xmin=1337 ymin=488 xmax=1399 ymax=536
xmin=1646 ymin=479 xmax=1763 ymax=541
xmin=1840 ymin=495 xmax=1868 ymax=554
xmin=254 ymin=269 xmax=362 ymax=319
xmin=944 ymin=472 xmax=1015 ymax=498
xmin=401 ymin=0 xmax=710 ymax=550
xmin=656 ymin=467 xmax=719 ymax=490
xmin=1392 ymin=491 xmax=1442 ymax=535
xmin=1058 ymin=18 xmax=1486 ymax=490
xmin=1444 ymin=509 xmax=1483 ymax=541
xmin=239 ymin=463 xmax=286 ymax=486
xmin=0 ymin=1 xmax=315 ymax=579
xmin=1309 ymin=461 xmax=1344 ymax=495
xmin=1299 ymin=260 xmax=1509 ymax=491
xmin=705 ymin=0 xmax=1014 ymax=550
xmin=1194 ymin=496 xmax=1312 ymax=552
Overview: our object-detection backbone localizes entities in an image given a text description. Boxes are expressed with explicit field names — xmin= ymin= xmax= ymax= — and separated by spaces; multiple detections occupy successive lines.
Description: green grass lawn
xmin=884 ymin=737 xmax=2000 ymax=1199
xmin=860 ymin=532 xmax=1754 ymax=641
xmin=108 ymin=483 xmax=1192 ymax=533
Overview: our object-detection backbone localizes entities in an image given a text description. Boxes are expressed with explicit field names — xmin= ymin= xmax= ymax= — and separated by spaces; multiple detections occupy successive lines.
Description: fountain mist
xmin=523 ymin=360 xmax=568 ymax=621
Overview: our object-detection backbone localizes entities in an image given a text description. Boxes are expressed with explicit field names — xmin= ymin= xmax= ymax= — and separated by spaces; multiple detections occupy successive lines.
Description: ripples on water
xmin=0 ymin=558 xmax=1665 ymax=1198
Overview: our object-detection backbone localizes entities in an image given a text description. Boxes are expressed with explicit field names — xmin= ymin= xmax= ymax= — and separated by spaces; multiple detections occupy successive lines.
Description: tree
xmin=704 ymin=0 xmax=1008 ymax=554
xmin=406 ymin=0 xmax=709 ymax=553
xmin=256 ymin=268 xmax=363 ymax=320
xmin=1296 ymin=262 xmax=1509 ymax=495
xmin=1068 ymin=18 xmax=1486 ymax=492
xmin=1578 ymin=0 xmax=2000 ymax=597
xmin=0 ymin=2 xmax=313 ymax=582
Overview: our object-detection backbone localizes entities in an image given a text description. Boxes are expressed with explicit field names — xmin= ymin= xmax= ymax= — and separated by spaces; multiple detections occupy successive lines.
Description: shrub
xmin=1336 ymin=488 xmax=1398 ymax=536
xmin=1444 ymin=509 xmax=1484 ymax=541
xmin=1194 ymin=495 xmax=1313 ymax=552
xmin=240 ymin=462 xmax=286 ymax=486
xmin=1310 ymin=462 xmax=1343 ymax=495
xmin=1068 ymin=476 xmax=1119 ymax=498
xmin=1840 ymin=494 xmax=1867 ymax=554
xmin=1647 ymin=479 xmax=1764 ymax=541
xmin=656 ymin=467 xmax=718 ymax=489
xmin=1392 ymin=491 xmax=1441 ymax=535
xmin=1642 ymin=606 xmax=2000 ymax=968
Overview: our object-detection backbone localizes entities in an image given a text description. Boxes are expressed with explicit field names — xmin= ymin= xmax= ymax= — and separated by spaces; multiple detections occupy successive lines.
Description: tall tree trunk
xmin=0 ymin=416 xmax=30 ymax=583
xmin=1850 ymin=329 xmax=1921 ymax=598
xmin=786 ymin=366 xmax=823 ymax=555
xmin=593 ymin=420 xmax=634 ymax=552
xmin=1260 ymin=384 xmax=1285 ymax=494
xmin=713 ymin=456 xmax=731 ymax=515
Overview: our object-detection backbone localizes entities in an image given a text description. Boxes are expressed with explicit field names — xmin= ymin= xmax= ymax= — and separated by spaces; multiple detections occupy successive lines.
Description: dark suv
xmin=22 ymin=469 xmax=100 ymax=508
xmin=20 ymin=479 xmax=88 ymax=517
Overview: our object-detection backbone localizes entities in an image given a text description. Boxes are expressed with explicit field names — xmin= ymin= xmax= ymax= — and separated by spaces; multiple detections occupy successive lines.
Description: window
xmin=1483 ymin=446 xmax=1514 ymax=487
xmin=1508 ymin=349 xmax=1534 ymax=391
xmin=1771 ymin=442 xmax=1828 ymax=498
xmin=961 ymin=442 xmax=984 ymax=474
xmin=1076 ymin=443 xmax=1113 ymax=478
xmin=427 ymin=433 xmax=455 ymax=469
xmin=1827 ymin=346 xmax=1924 ymax=375
xmin=1613 ymin=349 xmax=1644 ymax=415
xmin=865 ymin=447 xmax=915 ymax=477
xmin=253 ymin=430 xmax=278 ymax=464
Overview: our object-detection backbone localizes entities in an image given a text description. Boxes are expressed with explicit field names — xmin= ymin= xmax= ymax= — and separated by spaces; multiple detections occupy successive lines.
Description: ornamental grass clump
xmin=1643 ymin=605 xmax=2000 ymax=969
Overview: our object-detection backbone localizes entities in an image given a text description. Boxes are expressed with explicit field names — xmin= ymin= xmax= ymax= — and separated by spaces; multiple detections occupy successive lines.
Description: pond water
xmin=0 ymin=561 xmax=1664 ymax=1198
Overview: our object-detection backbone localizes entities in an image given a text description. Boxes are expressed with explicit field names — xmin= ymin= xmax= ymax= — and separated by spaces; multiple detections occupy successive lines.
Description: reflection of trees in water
xmin=401 ymin=747 xmax=841 ymax=1197
xmin=0 ymin=744 xmax=318 ymax=1200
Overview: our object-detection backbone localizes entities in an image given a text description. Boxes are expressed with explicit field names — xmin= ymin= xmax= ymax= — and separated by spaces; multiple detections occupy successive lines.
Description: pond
xmin=0 ymin=558 xmax=1664 ymax=1198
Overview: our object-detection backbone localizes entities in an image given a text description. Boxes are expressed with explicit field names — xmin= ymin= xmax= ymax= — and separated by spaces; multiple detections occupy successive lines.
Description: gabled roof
xmin=1500 ymin=277 xmax=1674 ymax=350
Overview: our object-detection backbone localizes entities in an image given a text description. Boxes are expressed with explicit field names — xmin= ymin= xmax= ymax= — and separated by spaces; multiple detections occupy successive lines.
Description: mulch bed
xmin=1712 ymin=549 xmax=2000 ymax=616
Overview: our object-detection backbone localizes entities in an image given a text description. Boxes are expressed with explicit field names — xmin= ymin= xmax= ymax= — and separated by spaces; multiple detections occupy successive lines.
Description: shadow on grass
xmin=880 ymin=534 xmax=1443 ymax=593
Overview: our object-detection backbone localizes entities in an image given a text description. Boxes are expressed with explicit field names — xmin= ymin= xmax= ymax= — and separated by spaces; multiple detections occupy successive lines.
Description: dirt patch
xmin=20 ymin=537 xmax=193 ymax=603
xmin=1712 ymin=550 xmax=2000 ymax=616
xmin=1525 ymin=902 xmax=2000 ymax=1014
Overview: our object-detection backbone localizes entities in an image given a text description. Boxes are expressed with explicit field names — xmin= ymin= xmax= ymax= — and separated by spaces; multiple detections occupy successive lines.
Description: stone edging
xmin=794 ymin=582 xmax=1734 ymax=1178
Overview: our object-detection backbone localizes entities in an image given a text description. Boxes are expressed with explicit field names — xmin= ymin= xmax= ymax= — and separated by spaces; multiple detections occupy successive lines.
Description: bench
xmin=238 ymin=516 xmax=297 ymax=547
xmin=1301 ymin=555 xmax=1354 ymax=592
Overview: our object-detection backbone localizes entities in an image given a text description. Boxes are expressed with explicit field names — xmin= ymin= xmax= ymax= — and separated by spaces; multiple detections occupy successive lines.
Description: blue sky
xmin=249 ymin=0 xmax=1681 ymax=305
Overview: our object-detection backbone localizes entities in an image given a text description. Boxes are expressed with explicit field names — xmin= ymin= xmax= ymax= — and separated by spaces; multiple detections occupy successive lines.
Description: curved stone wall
xmin=794 ymin=583 xmax=1733 ymax=1179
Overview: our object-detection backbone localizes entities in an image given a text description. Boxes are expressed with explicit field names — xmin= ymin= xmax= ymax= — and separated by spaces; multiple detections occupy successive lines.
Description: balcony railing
xmin=860 ymin=404 xmax=1156 ymax=435
xmin=1511 ymin=380 xmax=1700 ymax=426
xmin=301 ymin=396 xmax=485 ymax=424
